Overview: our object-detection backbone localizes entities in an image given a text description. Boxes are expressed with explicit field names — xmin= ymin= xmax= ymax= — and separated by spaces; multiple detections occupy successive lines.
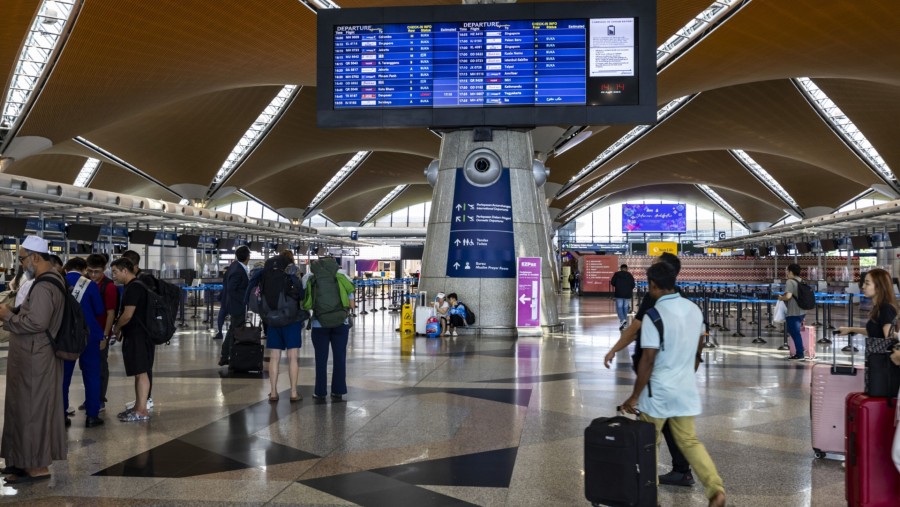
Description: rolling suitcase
xmin=229 ymin=324 xmax=264 ymax=373
xmin=811 ymin=333 xmax=864 ymax=458
xmin=845 ymin=393 xmax=900 ymax=506
xmin=584 ymin=414 xmax=657 ymax=507
xmin=789 ymin=324 xmax=817 ymax=359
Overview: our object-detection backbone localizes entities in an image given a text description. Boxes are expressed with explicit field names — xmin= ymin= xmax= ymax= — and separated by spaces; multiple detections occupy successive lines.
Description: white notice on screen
xmin=589 ymin=18 xmax=635 ymax=77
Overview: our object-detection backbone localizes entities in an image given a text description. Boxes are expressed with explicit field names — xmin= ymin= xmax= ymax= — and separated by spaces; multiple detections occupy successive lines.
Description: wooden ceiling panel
xmin=4 ymin=153 xmax=84 ymax=183
xmin=596 ymin=151 xmax=782 ymax=209
xmin=546 ymin=125 xmax=633 ymax=186
xmin=658 ymin=0 xmax=900 ymax=102
xmin=813 ymin=79 xmax=900 ymax=183
xmin=322 ymin=188 xmax=388 ymax=224
xmin=554 ymin=80 xmax=878 ymax=201
xmin=17 ymin=0 xmax=317 ymax=143
xmin=242 ymin=154 xmax=353 ymax=211
xmin=89 ymin=163 xmax=177 ymax=201
xmin=745 ymin=151 xmax=867 ymax=211
xmin=709 ymin=187 xmax=785 ymax=225
xmin=227 ymin=87 xmax=440 ymax=189
xmin=0 ymin=1 xmax=39 ymax=98
xmin=318 ymin=151 xmax=431 ymax=210
xmin=82 ymin=86 xmax=283 ymax=187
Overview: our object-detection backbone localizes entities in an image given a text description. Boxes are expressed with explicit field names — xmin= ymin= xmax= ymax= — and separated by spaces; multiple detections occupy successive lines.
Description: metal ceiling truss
xmin=708 ymin=198 xmax=900 ymax=249
xmin=0 ymin=173 xmax=362 ymax=247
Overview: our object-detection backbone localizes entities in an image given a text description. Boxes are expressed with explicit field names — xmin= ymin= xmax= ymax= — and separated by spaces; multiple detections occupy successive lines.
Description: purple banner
xmin=516 ymin=257 xmax=542 ymax=327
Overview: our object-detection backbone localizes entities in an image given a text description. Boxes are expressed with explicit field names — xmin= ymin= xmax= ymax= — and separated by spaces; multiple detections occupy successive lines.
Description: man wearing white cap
xmin=0 ymin=236 xmax=67 ymax=483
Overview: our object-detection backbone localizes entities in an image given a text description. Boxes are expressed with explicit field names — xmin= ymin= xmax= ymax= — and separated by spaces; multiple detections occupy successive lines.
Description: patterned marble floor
xmin=0 ymin=295 xmax=853 ymax=506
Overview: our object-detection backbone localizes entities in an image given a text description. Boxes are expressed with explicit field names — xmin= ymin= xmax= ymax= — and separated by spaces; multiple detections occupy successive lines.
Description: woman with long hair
xmin=838 ymin=268 xmax=898 ymax=339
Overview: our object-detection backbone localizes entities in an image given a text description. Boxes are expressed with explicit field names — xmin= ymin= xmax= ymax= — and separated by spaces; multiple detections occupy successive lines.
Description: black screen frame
xmin=316 ymin=0 xmax=657 ymax=129
xmin=177 ymin=234 xmax=201 ymax=249
xmin=129 ymin=230 xmax=158 ymax=246
xmin=850 ymin=235 xmax=872 ymax=250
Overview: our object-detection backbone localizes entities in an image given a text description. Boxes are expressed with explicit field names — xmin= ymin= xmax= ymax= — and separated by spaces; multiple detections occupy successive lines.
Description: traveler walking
xmin=610 ymin=264 xmax=636 ymax=330
xmin=779 ymin=263 xmax=808 ymax=360
xmin=621 ymin=262 xmax=726 ymax=507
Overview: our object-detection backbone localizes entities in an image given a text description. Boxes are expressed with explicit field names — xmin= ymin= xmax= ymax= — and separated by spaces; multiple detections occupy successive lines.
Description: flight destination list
xmin=333 ymin=20 xmax=589 ymax=109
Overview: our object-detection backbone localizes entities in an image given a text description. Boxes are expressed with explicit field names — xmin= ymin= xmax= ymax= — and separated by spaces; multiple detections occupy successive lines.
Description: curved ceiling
xmin=0 ymin=0 xmax=897 ymax=230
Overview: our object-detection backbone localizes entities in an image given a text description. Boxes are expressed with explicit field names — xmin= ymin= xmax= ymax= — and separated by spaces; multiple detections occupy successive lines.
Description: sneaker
xmin=120 ymin=412 xmax=150 ymax=422
xmin=659 ymin=470 xmax=695 ymax=487
xmin=78 ymin=403 xmax=86 ymax=411
xmin=124 ymin=398 xmax=153 ymax=411
xmin=786 ymin=354 xmax=803 ymax=360
xmin=117 ymin=408 xmax=133 ymax=420
xmin=619 ymin=321 xmax=628 ymax=331
xmin=213 ymin=332 xmax=223 ymax=340
xmin=99 ymin=403 xmax=105 ymax=413
xmin=66 ymin=406 xmax=76 ymax=416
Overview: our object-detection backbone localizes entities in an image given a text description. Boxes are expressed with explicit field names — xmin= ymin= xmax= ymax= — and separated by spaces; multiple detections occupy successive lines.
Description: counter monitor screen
xmin=129 ymin=230 xmax=158 ymax=245
xmin=317 ymin=0 xmax=656 ymax=128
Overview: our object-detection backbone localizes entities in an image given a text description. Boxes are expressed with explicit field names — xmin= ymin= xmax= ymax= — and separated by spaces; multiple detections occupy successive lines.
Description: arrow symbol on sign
xmin=456 ymin=204 xmax=462 ymax=211
xmin=519 ymin=294 xmax=531 ymax=304
xmin=454 ymin=239 xmax=461 ymax=246
xmin=455 ymin=216 xmax=461 ymax=222
xmin=453 ymin=262 xmax=461 ymax=269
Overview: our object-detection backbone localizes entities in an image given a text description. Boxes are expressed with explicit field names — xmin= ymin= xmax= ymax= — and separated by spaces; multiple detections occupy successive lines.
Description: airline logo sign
xmin=446 ymin=168 xmax=515 ymax=278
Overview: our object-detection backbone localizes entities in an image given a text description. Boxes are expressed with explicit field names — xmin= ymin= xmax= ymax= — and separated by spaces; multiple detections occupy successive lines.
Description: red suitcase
xmin=845 ymin=393 xmax=900 ymax=506
xmin=811 ymin=335 xmax=864 ymax=458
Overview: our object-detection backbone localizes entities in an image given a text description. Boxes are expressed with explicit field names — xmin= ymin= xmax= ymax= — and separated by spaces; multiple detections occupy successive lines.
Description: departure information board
xmin=334 ymin=18 xmax=635 ymax=109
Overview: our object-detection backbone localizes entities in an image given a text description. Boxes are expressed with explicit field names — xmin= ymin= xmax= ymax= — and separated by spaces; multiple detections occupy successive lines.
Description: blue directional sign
xmin=446 ymin=168 xmax=515 ymax=278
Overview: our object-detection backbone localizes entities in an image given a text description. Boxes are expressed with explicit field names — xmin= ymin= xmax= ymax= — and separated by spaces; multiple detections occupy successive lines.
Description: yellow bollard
xmin=400 ymin=303 xmax=415 ymax=337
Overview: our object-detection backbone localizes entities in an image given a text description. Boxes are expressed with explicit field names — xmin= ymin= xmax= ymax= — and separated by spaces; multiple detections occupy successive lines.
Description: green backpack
xmin=304 ymin=259 xmax=348 ymax=328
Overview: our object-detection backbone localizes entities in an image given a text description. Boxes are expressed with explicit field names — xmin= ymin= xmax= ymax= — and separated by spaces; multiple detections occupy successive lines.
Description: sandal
xmin=4 ymin=473 xmax=51 ymax=484
xmin=268 ymin=394 xmax=279 ymax=403
xmin=290 ymin=393 xmax=302 ymax=402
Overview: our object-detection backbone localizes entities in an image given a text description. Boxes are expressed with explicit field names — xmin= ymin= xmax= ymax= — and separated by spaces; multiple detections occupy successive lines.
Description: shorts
xmin=122 ymin=333 xmax=154 ymax=377
xmin=266 ymin=321 xmax=303 ymax=350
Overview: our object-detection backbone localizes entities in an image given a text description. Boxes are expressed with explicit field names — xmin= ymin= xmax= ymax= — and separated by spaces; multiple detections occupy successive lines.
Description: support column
xmin=419 ymin=129 xmax=560 ymax=335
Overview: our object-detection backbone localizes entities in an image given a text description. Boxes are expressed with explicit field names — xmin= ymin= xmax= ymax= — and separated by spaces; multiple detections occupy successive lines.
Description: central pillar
xmin=419 ymin=129 xmax=560 ymax=335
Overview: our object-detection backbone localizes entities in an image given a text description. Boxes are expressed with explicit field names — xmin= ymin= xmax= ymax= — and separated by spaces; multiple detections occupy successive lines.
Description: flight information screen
xmin=333 ymin=18 xmax=637 ymax=109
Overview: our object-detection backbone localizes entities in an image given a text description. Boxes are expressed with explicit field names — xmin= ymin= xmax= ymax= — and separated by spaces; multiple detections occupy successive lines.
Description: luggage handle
xmin=832 ymin=330 xmax=855 ymax=368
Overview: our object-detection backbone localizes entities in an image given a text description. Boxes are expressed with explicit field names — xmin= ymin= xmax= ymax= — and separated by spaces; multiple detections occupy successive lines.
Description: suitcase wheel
xmin=814 ymin=451 xmax=826 ymax=459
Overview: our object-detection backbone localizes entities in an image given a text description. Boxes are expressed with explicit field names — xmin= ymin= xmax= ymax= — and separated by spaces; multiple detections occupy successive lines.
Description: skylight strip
xmin=730 ymin=149 xmax=803 ymax=216
xmin=560 ymin=194 xmax=607 ymax=221
xmin=360 ymin=184 xmax=409 ymax=226
xmin=1 ymin=0 xmax=78 ymax=136
xmin=696 ymin=184 xmax=747 ymax=226
xmin=305 ymin=151 xmax=371 ymax=215
xmin=73 ymin=157 xmax=101 ymax=187
xmin=561 ymin=163 xmax=638 ymax=213
xmin=793 ymin=77 xmax=898 ymax=190
xmin=556 ymin=95 xmax=695 ymax=199
xmin=656 ymin=0 xmax=747 ymax=70
xmin=208 ymin=85 xmax=299 ymax=196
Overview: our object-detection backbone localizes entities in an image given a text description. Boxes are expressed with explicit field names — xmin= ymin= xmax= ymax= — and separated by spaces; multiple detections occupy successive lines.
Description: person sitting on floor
xmin=446 ymin=293 xmax=466 ymax=336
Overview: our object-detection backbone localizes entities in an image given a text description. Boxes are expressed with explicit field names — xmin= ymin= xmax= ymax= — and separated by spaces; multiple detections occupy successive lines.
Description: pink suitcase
xmin=811 ymin=334 xmax=864 ymax=458
xmin=789 ymin=324 xmax=817 ymax=359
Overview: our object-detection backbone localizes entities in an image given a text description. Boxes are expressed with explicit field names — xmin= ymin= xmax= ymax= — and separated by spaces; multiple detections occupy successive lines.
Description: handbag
xmin=865 ymin=325 xmax=900 ymax=397
xmin=772 ymin=300 xmax=787 ymax=323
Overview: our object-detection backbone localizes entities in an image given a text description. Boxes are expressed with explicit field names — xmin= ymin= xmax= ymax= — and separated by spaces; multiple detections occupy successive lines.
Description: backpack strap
xmin=643 ymin=307 xmax=665 ymax=398
xmin=30 ymin=274 xmax=68 ymax=343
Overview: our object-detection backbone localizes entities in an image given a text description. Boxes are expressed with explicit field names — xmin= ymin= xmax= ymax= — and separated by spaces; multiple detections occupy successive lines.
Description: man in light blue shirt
xmin=621 ymin=261 xmax=726 ymax=507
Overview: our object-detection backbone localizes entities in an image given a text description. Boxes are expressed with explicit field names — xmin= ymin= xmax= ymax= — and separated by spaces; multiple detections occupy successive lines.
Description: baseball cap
xmin=22 ymin=235 xmax=49 ymax=254
xmin=436 ymin=292 xmax=445 ymax=299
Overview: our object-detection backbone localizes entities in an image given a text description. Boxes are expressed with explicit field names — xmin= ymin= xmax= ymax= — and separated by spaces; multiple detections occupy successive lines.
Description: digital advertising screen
xmin=622 ymin=203 xmax=687 ymax=233
xmin=317 ymin=0 xmax=656 ymax=128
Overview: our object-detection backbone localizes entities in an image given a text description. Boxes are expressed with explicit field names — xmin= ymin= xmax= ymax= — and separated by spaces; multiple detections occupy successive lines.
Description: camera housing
xmin=463 ymin=148 xmax=502 ymax=187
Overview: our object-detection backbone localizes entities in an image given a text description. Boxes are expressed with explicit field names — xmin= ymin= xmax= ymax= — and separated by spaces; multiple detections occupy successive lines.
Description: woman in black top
xmin=838 ymin=268 xmax=898 ymax=339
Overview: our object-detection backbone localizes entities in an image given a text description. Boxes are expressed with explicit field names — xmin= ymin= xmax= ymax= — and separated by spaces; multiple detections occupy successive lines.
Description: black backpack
xmin=138 ymin=272 xmax=180 ymax=329
xmin=129 ymin=280 xmax=176 ymax=345
xmin=795 ymin=281 xmax=816 ymax=310
xmin=258 ymin=257 xmax=305 ymax=327
xmin=461 ymin=302 xmax=476 ymax=325
xmin=32 ymin=275 xmax=88 ymax=361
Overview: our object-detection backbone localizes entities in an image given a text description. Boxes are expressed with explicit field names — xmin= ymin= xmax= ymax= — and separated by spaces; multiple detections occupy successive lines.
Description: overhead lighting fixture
xmin=305 ymin=151 xmax=371 ymax=216
xmin=656 ymin=0 xmax=747 ymax=70
xmin=207 ymin=85 xmax=300 ymax=198
xmin=1 ymin=0 xmax=78 ymax=145
xmin=793 ymin=77 xmax=899 ymax=193
xmin=360 ymin=184 xmax=409 ymax=226
xmin=552 ymin=129 xmax=593 ymax=157
xmin=73 ymin=157 xmax=101 ymax=187
xmin=696 ymin=184 xmax=748 ymax=228
xmin=730 ymin=149 xmax=804 ymax=217
xmin=556 ymin=95 xmax=695 ymax=199
xmin=297 ymin=0 xmax=339 ymax=13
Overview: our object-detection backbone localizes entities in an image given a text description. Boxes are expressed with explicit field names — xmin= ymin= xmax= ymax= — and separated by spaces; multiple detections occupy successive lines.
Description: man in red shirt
xmin=85 ymin=254 xmax=118 ymax=411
